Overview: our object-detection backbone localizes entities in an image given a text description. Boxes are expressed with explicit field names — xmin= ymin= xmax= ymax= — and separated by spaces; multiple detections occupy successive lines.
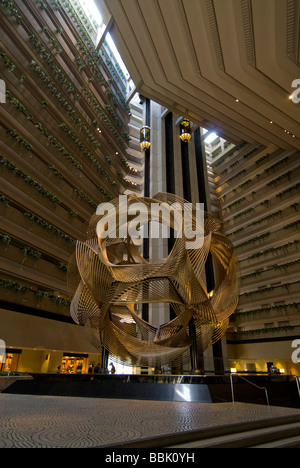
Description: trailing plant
xmin=0 ymin=0 xmax=22 ymax=23
xmin=0 ymin=233 xmax=11 ymax=245
xmin=48 ymin=36 xmax=62 ymax=54
xmin=98 ymin=186 xmax=113 ymax=201
xmin=246 ymin=240 xmax=299 ymax=261
xmin=235 ymin=302 xmax=300 ymax=318
xmin=74 ymin=187 xmax=97 ymax=209
xmin=0 ymin=192 xmax=10 ymax=208
xmin=236 ymin=232 xmax=271 ymax=249
xmin=23 ymin=210 xmax=75 ymax=244
xmin=227 ymin=169 xmax=247 ymax=184
xmin=241 ymin=271 xmax=261 ymax=281
xmin=0 ymin=51 xmax=16 ymax=71
xmin=0 ymin=157 xmax=61 ymax=205
xmin=48 ymin=164 xmax=63 ymax=179
xmin=74 ymin=55 xmax=86 ymax=71
xmin=50 ymin=0 xmax=62 ymax=11
xmin=239 ymin=326 xmax=294 ymax=335
xmin=29 ymin=61 xmax=82 ymax=126
xmin=60 ymin=121 xmax=100 ymax=151
xmin=263 ymin=156 xmax=290 ymax=174
xmin=28 ymin=49 xmax=74 ymax=93
xmin=273 ymin=259 xmax=300 ymax=272
xmin=57 ymin=263 xmax=68 ymax=272
xmin=21 ymin=246 xmax=42 ymax=264
xmin=241 ymin=281 xmax=300 ymax=298
xmin=233 ymin=208 xmax=254 ymax=220
xmin=256 ymin=154 xmax=270 ymax=166
xmin=266 ymin=170 xmax=293 ymax=187
xmin=247 ymin=210 xmax=283 ymax=228
xmin=6 ymin=129 xmax=32 ymax=150
xmin=69 ymin=210 xmax=78 ymax=217
xmin=0 ymin=277 xmax=71 ymax=305
xmin=227 ymin=227 xmax=244 ymax=238
xmin=277 ymin=183 xmax=300 ymax=199
xmin=37 ymin=0 xmax=47 ymax=9
xmin=284 ymin=220 xmax=300 ymax=231
xmin=82 ymin=85 xmax=128 ymax=149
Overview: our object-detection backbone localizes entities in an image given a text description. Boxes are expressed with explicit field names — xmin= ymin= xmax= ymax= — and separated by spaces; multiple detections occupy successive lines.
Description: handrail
xmin=295 ymin=376 xmax=300 ymax=400
xmin=230 ymin=374 xmax=270 ymax=406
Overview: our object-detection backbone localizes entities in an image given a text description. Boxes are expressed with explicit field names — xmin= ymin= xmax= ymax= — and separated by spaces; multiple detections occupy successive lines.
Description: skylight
xmin=205 ymin=132 xmax=218 ymax=144
xmin=106 ymin=32 xmax=131 ymax=80
xmin=76 ymin=0 xmax=134 ymax=95
xmin=79 ymin=0 xmax=104 ymax=31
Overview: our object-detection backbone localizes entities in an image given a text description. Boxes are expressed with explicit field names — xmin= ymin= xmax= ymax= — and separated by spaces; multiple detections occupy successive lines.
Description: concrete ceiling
xmin=100 ymin=0 xmax=300 ymax=150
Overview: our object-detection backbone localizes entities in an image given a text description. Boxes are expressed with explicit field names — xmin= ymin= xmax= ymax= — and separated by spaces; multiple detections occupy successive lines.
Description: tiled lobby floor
xmin=1 ymin=394 xmax=300 ymax=448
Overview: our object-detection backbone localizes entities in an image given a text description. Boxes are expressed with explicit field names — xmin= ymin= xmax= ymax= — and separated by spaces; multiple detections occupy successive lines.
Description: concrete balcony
xmin=239 ymin=241 xmax=299 ymax=274
xmin=231 ymin=303 xmax=300 ymax=324
xmin=238 ymin=281 xmax=300 ymax=308
xmin=227 ymin=325 xmax=300 ymax=342
xmin=219 ymin=149 xmax=299 ymax=208
xmin=240 ymin=261 xmax=300 ymax=294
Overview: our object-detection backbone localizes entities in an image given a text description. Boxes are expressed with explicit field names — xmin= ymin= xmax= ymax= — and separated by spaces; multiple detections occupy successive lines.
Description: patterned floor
xmin=1 ymin=394 xmax=300 ymax=448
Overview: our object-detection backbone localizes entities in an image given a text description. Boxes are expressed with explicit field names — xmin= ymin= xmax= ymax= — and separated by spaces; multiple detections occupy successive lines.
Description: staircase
xmin=110 ymin=414 xmax=300 ymax=449
xmin=168 ymin=417 xmax=300 ymax=448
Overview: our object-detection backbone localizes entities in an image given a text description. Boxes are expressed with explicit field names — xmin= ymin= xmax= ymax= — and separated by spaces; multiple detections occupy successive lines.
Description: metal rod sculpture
xmin=68 ymin=193 xmax=240 ymax=368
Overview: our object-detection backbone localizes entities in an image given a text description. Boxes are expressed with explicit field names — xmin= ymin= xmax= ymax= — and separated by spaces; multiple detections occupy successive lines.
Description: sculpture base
xmin=2 ymin=373 xmax=300 ymax=407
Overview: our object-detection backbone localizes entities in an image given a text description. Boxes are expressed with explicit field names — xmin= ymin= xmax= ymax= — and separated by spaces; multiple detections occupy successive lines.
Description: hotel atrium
xmin=0 ymin=0 xmax=299 ymax=379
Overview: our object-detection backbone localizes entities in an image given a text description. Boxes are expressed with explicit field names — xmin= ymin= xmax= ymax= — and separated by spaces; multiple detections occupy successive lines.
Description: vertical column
xmin=194 ymin=128 xmax=224 ymax=375
xmin=165 ymin=112 xmax=175 ymax=195
xmin=100 ymin=347 xmax=109 ymax=374
xmin=179 ymin=124 xmax=199 ymax=373
xmin=144 ymin=99 xmax=151 ymax=199
xmin=165 ymin=112 xmax=177 ymax=321
xmin=142 ymin=98 xmax=151 ymax=322
xmin=180 ymin=138 xmax=192 ymax=203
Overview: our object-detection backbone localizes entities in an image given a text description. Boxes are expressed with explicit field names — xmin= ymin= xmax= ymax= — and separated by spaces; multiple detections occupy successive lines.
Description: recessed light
xmin=235 ymin=98 xmax=239 ymax=102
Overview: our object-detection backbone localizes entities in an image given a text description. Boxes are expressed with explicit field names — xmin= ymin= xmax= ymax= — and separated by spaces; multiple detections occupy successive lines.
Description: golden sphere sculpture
xmin=68 ymin=193 xmax=240 ymax=368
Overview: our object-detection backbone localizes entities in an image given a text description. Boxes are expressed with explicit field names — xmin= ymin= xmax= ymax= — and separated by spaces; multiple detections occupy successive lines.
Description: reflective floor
xmin=1 ymin=394 xmax=300 ymax=448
